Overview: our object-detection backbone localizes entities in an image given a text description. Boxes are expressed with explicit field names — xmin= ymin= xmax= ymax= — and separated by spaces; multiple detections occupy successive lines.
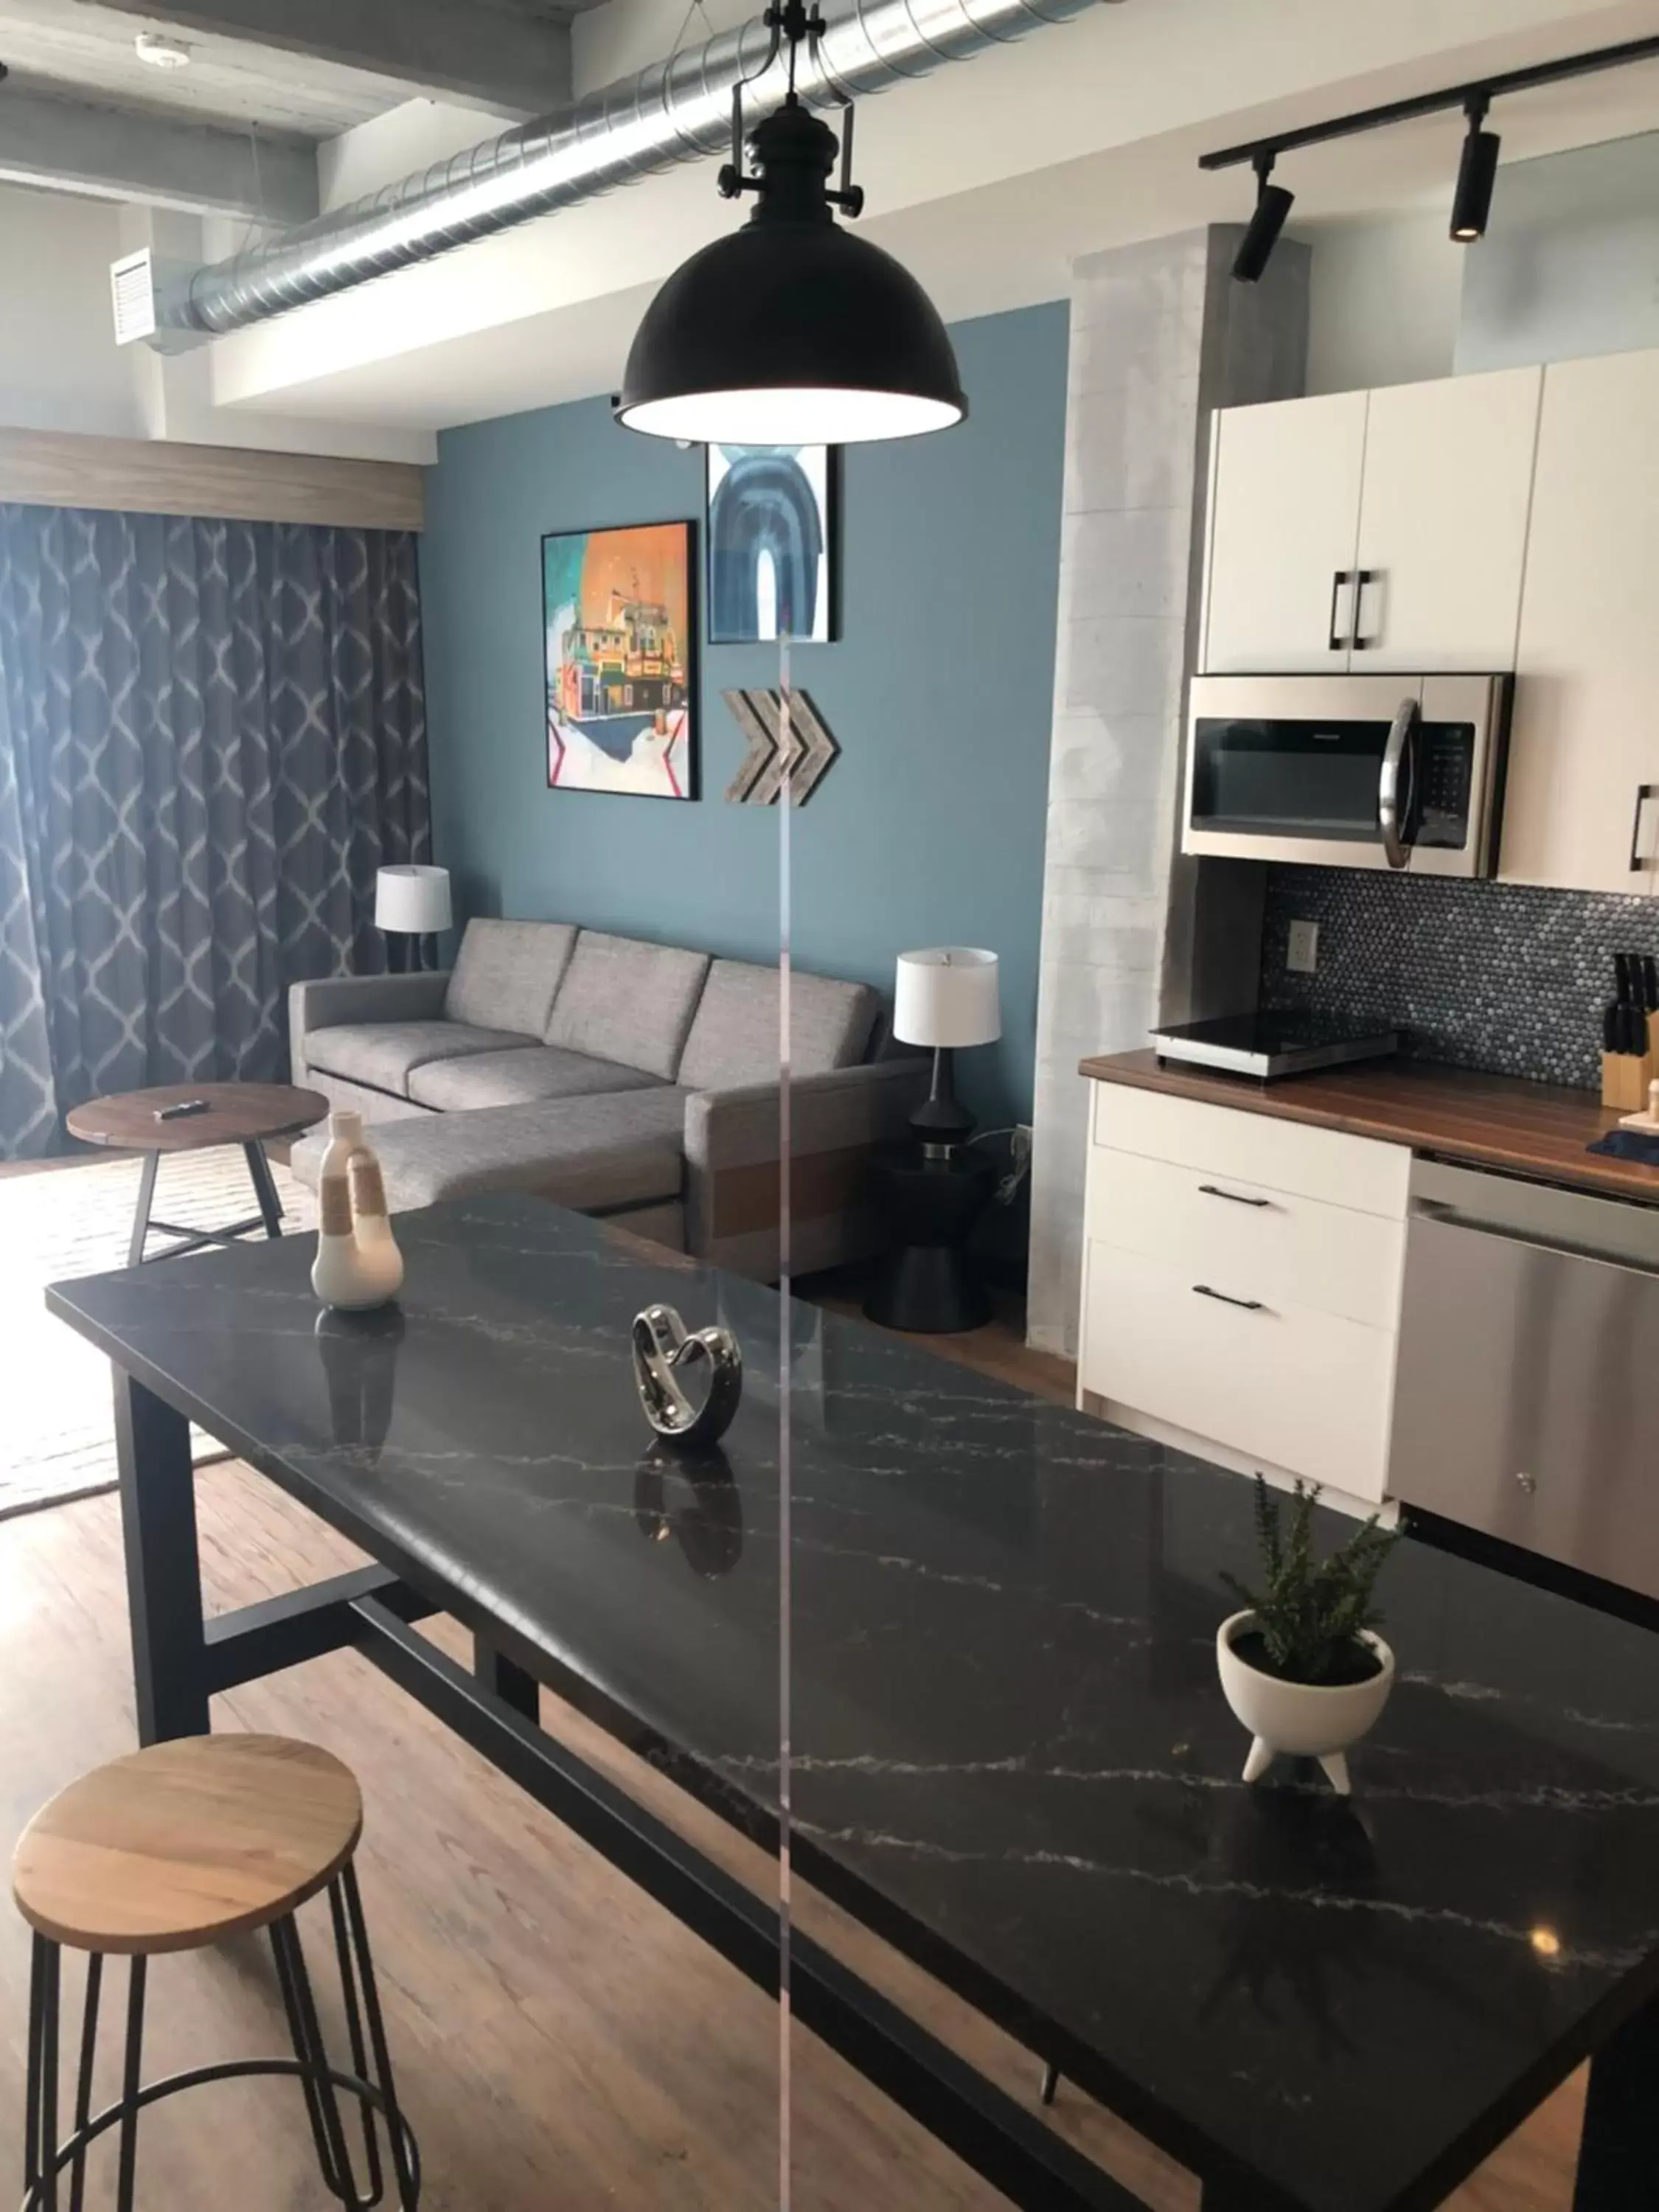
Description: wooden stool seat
xmin=13 ymin=1734 xmax=362 ymax=1956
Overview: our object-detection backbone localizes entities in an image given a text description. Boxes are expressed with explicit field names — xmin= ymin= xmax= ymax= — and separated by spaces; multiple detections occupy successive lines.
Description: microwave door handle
xmin=1379 ymin=697 xmax=1419 ymax=870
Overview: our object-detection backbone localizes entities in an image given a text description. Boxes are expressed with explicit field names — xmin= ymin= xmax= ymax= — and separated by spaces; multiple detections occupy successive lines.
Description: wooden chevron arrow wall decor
xmin=722 ymin=689 xmax=842 ymax=807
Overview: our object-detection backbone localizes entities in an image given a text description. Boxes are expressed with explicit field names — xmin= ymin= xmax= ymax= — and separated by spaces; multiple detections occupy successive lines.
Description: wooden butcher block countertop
xmin=1079 ymin=1050 xmax=1659 ymax=1207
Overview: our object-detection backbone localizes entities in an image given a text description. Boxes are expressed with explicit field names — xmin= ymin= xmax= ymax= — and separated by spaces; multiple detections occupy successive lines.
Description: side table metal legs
xmin=22 ymin=1871 xmax=420 ymax=2212
xmin=126 ymin=1156 xmax=160 ymax=1268
xmin=244 ymin=1139 xmax=286 ymax=1239
xmin=128 ymin=1141 xmax=286 ymax=1265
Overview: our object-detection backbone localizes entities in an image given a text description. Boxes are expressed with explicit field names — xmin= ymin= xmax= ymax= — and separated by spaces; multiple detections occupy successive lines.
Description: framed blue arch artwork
xmin=706 ymin=445 xmax=838 ymax=644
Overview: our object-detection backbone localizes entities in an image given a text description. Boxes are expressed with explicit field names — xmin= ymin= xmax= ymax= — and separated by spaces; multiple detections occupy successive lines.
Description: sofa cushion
xmin=408 ymin=1044 xmax=664 ymax=1112
xmin=292 ymin=1091 xmax=689 ymax=1215
xmin=305 ymin=1020 xmax=533 ymax=1099
xmin=545 ymin=932 xmax=711 ymax=1080
xmin=677 ymin=959 xmax=881 ymax=1091
xmin=445 ymin=919 xmax=577 ymax=1037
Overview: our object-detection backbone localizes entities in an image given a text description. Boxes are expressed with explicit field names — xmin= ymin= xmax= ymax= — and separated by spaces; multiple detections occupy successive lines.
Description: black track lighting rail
xmin=1199 ymin=32 xmax=1659 ymax=172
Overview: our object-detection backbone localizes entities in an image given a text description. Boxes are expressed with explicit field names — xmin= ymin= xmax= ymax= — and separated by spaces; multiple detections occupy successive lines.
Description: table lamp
xmin=375 ymin=864 xmax=451 ymax=971
xmin=893 ymin=947 xmax=1001 ymax=1159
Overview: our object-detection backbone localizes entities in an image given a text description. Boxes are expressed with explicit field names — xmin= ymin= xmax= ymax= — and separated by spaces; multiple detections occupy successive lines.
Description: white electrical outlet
xmin=1287 ymin=919 xmax=1320 ymax=975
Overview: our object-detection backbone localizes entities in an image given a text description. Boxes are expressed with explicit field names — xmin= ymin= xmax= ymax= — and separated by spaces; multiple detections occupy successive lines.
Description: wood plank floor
xmin=0 ymin=1303 xmax=1585 ymax=2207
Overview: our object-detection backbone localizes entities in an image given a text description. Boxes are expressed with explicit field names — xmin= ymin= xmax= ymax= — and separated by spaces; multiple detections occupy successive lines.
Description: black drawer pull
xmin=1350 ymin=568 xmax=1379 ymax=651
xmin=1326 ymin=568 xmax=1354 ymax=653
xmin=1198 ymin=1183 xmax=1271 ymax=1208
xmin=1630 ymin=783 xmax=1658 ymax=873
xmin=1193 ymin=1284 xmax=1266 ymax=1312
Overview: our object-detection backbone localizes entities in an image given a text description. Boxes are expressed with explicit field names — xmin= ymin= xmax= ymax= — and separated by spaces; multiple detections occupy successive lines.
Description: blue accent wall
xmin=420 ymin=301 xmax=1068 ymax=1125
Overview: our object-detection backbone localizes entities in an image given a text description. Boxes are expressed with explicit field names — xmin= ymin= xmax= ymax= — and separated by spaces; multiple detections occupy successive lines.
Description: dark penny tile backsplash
xmin=1259 ymin=867 xmax=1659 ymax=1089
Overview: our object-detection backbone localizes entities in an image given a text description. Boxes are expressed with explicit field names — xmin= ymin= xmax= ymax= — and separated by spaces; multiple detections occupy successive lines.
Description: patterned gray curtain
xmin=0 ymin=504 xmax=428 ymax=1158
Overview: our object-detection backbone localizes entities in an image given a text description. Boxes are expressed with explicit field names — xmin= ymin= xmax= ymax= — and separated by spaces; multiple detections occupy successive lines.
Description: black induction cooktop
xmin=1150 ymin=1009 xmax=1399 ymax=1079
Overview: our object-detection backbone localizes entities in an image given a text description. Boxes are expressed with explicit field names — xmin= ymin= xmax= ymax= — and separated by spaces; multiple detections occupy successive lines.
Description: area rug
xmin=1 ymin=1149 xmax=316 ymax=1521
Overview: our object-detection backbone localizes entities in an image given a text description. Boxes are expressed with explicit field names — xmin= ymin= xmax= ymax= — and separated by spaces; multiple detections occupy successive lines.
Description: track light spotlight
xmin=1450 ymin=94 xmax=1500 ymax=241
xmin=1232 ymin=152 xmax=1294 ymax=283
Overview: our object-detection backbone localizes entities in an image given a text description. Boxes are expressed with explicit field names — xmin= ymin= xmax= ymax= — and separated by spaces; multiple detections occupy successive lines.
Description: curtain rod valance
xmin=0 ymin=427 xmax=424 ymax=532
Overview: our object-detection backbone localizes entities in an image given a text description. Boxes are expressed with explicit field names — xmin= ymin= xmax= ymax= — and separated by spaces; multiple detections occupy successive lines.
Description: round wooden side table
xmin=66 ymin=1082 xmax=328 ymax=1267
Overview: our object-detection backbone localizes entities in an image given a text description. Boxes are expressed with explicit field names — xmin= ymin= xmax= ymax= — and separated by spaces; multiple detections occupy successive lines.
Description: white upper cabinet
xmin=1351 ymin=368 xmax=1541 ymax=672
xmin=1202 ymin=391 xmax=1366 ymax=674
xmin=1502 ymin=349 xmax=1659 ymax=895
xmin=1200 ymin=368 xmax=1541 ymax=675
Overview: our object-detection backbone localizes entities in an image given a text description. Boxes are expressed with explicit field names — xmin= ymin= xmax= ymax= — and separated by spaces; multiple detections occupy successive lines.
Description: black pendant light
xmin=614 ymin=0 xmax=966 ymax=445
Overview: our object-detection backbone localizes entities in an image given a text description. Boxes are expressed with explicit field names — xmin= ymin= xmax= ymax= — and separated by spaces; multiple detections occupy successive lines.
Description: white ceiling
xmin=198 ymin=0 xmax=1659 ymax=431
xmin=0 ymin=0 xmax=415 ymax=134
xmin=8 ymin=0 xmax=1659 ymax=444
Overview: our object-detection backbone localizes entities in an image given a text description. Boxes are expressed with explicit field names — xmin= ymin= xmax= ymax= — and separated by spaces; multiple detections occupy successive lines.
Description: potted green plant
xmin=1216 ymin=1477 xmax=1402 ymax=1797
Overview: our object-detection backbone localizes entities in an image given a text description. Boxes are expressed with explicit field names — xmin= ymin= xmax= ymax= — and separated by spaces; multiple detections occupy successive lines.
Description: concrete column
xmin=1027 ymin=226 xmax=1308 ymax=1358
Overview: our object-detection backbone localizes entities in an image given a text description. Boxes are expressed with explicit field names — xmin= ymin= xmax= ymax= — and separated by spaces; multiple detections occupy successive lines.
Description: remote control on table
xmin=154 ymin=1099 xmax=212 ymax=1121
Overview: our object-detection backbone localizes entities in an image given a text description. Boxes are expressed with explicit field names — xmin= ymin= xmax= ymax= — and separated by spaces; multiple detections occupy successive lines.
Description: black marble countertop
xmin=48 ymin=1196 xmax=1659 ymax=2212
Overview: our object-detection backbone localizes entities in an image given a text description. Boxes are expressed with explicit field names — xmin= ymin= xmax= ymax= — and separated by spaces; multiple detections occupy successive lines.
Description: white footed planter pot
xmin=1216 ymin=1610 xmax=1395 ymax=1797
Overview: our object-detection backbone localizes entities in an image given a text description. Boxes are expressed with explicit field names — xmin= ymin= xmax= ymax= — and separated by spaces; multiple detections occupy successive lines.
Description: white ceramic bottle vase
xmin=347 ymin=1145 xmax=405 ymax=1305
xmin=310 ymin=1110 xmax=404 ymax=1311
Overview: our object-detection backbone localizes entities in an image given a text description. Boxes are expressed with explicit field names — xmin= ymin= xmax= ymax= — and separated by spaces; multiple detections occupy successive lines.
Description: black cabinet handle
xmin=1350 ymin=568 xmax=1379 ymax=650
xmin=1198 ymin=1183 xmax=1271 ymax=1208
xmin=1326 ymin=569 xmax=1354 ymax=653
xmin=1193 ymin=1284 xmax=1266 ymax=1312
xmin=1630 ymin=783 xmax=1658 ymax=873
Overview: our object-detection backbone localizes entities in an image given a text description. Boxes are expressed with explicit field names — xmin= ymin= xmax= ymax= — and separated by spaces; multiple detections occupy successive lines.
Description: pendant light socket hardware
xmin=717 ymin=0 xmax=863 ymax=217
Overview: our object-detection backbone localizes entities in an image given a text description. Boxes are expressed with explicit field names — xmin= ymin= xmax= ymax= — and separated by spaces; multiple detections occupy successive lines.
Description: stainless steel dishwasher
xmin=1388 ymin=1158 xmax=1659 ymax=1599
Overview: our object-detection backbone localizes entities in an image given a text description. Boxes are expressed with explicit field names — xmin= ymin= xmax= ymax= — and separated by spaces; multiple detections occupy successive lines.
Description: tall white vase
xmin=310 ymin=1110 xmax=403 ymax=1311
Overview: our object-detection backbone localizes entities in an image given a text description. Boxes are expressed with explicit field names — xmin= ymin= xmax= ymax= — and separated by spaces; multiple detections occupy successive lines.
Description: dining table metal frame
xmin=102 ymin=1351 xmax=1659 ymax=2212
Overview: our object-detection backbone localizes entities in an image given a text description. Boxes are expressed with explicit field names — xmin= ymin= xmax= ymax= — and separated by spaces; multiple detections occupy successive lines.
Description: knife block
xmin=1603 ymin=1041 xmax=1659 ymax=1113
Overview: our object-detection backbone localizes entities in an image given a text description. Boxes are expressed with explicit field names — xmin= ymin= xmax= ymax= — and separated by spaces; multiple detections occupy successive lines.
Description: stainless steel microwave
xmin=1182 ymin=672 xmax=1514 ymax=875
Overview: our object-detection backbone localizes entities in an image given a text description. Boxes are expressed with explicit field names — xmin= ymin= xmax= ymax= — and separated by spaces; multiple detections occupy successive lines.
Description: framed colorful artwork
xmin=706 ymin=445 xmax=838 ymax=644
xmin=543 ymin=520 xmax=698 ymax=800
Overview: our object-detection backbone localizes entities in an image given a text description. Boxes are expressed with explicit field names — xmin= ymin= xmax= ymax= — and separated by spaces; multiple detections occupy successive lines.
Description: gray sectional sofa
xmin=288 ymin=919 xmax=928 ymax=1279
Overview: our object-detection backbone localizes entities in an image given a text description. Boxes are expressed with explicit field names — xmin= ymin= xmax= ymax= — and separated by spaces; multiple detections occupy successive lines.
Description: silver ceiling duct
xmin=156 ymin=0 xmax=1107 ymax=339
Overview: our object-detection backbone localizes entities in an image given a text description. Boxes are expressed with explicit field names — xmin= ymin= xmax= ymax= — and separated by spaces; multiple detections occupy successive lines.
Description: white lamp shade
xmin=892 ymin=947 xmax=1001 ymax=1049
xmin=375 ymin=864 xmax=452 ymax=934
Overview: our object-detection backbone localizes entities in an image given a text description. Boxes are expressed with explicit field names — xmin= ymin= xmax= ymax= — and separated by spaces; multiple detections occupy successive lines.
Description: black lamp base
xmin=908 ymin=1046 xmax=975 ymax=1159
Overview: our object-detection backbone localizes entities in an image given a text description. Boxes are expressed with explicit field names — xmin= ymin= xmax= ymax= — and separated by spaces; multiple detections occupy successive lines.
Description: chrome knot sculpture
xmin=631 ymin=1304 xmax=743 ymax=1448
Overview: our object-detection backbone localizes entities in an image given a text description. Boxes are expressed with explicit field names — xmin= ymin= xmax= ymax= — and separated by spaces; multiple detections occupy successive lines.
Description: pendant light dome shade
xmin=615 ymin=101 xmax=967 ymax=445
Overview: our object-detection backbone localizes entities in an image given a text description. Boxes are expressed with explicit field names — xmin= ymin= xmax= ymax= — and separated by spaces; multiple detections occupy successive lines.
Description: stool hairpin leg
xmin=69 ymin=1955 xmax=102 ymax=2212
xmin=24 ymin=1935 xmax=60 ymax=2212
xmin=328 ymin=1882 xmax=384 ymax=2207
xmin=114 ymin=1958 xmax=146 ymax=2212
xmin=271 ymin=1918 xmax=355 ymax=2205
xmin=40 ymin=1941 xmax=59 ymax=2212
xmin=273 ymin=1916 xmax=368 ymax=2211
xmin=339 ymin=1865 xmax=417 ymax=2209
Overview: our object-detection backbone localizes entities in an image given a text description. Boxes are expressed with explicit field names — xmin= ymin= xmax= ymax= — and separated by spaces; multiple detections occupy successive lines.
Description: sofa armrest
xmin=684 ymin=1056 xmax=929 ymax=1280
xmin=288 ymin=970 xmax=453 ymax=1079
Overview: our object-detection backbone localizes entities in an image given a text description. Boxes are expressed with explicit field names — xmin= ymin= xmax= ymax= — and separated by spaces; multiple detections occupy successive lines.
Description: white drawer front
xmin=1080 ymin=1238 xmax=1396 ymax=1502
xmin=1091 ymin=1084 xmax=1408 ymax=1220
xmin=1085 ymin=1145 xmax=1404 ymax=1330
